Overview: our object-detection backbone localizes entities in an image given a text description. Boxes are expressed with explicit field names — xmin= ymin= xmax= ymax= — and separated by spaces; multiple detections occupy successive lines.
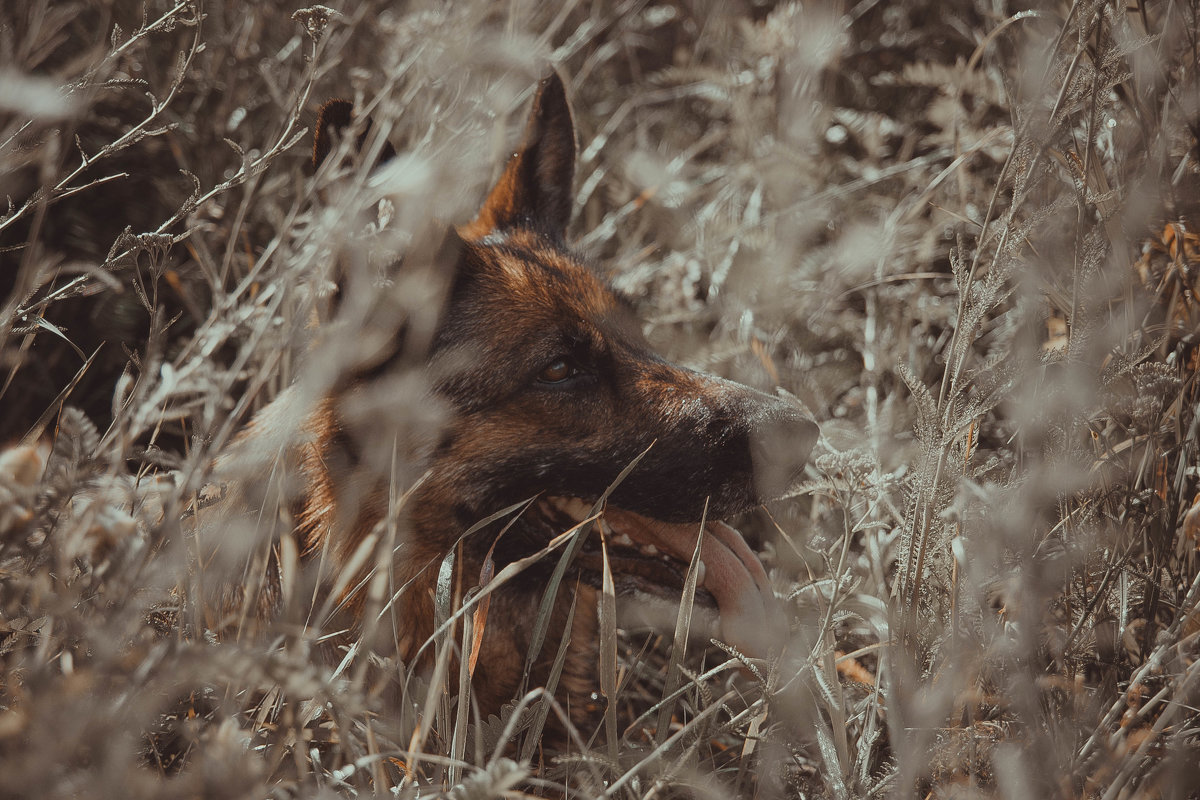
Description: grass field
xmin=2 ymin=1 xmax=1199 ymax=797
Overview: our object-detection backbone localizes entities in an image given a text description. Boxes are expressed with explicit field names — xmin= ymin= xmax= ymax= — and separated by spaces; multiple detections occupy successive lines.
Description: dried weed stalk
xmin=1 ymin=1 xmax=1198 ymax=798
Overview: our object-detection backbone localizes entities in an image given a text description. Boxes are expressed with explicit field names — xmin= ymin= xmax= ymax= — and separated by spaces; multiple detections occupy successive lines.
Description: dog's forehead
xmin=466 ymin=231 xmax=623 ymax=319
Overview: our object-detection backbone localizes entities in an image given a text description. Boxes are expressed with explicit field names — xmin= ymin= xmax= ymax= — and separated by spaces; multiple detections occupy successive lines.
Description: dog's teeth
xmin=696 ymin=560 xmax=707 ymax=584
xmin=551 ymin=497 xmax=591 ymax=522
xmin=612 ymin=533 xmax=634 ymax=547
xmin=641 ymin=543 xmax=658 ymax=556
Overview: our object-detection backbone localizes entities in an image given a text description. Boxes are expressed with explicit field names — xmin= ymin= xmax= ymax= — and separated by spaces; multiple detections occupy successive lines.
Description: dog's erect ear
xmin=466 ymin=72 xmax=577 ymax=244
xmin=312 ymin=99 xmax=397 ymax=172
xmin=313 ymin=99 xmax=353 ymax=170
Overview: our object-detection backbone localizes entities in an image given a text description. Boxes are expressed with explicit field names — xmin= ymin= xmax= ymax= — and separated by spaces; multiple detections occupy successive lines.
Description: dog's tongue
xmin=601 ymin=508 xmax=781 ymax=658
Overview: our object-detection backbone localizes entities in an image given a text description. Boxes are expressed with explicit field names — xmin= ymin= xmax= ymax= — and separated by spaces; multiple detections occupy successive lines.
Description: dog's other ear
xmin=465 ymin=72 xmax=576 ymax=244
xmin=312 ymin=99 xmax=397 ymax=172
xmin=313 ymin=99 xmax=353 ymax=170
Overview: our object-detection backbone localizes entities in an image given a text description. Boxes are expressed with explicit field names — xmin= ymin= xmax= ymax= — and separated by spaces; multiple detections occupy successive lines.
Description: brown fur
xmin=236 ymin=73 xmax=819 ymax=724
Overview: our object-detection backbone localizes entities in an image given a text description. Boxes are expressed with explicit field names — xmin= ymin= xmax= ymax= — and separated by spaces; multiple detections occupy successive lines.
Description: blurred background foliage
xmin=1 ymin=0 xmax=1199 ymax=797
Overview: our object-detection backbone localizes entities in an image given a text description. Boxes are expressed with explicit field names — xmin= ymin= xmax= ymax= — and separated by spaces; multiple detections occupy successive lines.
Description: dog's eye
xmin=537 ymin=358 xmax=577 ymax=384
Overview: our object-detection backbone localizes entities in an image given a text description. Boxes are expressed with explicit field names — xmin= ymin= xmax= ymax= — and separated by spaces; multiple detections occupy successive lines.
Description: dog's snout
xmin=748 ymin=400 xmax=819 ymax=501
xmin=631 ymin=368 xmax=820 ymax=517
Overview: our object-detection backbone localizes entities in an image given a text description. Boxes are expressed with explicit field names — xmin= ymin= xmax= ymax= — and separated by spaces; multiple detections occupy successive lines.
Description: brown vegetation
xmin=1 ymin=1 xmax=1198 ymax=797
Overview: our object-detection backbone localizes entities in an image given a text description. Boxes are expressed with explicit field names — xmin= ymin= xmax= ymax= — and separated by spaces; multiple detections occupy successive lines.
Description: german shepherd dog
xmin=233 ymin=73 xmax=818 ymax=723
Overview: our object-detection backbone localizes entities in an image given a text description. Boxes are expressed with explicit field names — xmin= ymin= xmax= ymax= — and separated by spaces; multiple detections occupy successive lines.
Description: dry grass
xmin=2 ymin=0 xmax=1200 ymax=797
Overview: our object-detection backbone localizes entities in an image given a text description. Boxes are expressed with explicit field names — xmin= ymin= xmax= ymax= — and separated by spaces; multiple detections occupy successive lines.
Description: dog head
xmin=389 ymin=74 xmax=820 ymax=658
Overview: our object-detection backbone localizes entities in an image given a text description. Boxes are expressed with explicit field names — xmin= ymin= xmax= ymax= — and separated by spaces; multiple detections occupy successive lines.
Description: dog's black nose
xmin=687 ymin=372 xmax=820 ymax=506
xmin=748 ymin=399 xmax=820 ymax=501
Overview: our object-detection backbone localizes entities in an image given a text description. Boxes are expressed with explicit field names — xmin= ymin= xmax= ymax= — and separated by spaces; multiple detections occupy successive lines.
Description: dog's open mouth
xmin=538 ymin=496 xmax=781 ymax=658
